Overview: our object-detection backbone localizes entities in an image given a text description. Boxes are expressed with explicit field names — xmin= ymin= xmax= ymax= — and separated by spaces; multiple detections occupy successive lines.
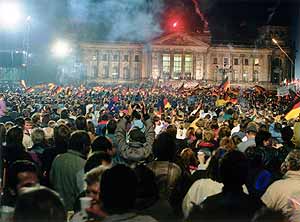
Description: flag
xmin=26 ymin=87 xmax=35 ymax=93
xmin=219 ymin=77 xmax=230 ymax=91
xmin=53 ymin=86 xmax=63 ymax=95
xmin=48 ymin=83 xmax=56 ymax=90
xmin=20 ymin=80 xmax=27 ymax=89
xmin=163 ymin=98 xmax=171 ymax=109
xmin=285 ymin=97 xmax=300 ymax=120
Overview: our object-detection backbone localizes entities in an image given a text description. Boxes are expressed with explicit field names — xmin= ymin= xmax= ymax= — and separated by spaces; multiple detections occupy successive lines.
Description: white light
xmin=0 ymin=2 xmax=22 ymax=29
xmin=52 ymin=40 xmax=72 ymax=58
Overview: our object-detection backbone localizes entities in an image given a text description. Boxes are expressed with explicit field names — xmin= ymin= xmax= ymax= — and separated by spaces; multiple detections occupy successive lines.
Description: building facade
xmin=80 ymin=26 xmax=293 ymax=84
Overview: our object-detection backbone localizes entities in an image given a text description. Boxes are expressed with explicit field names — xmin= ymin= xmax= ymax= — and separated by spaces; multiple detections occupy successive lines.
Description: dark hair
xmin=280 ymin=126 xmax=293 ymax=143
xmin=252 ymin=207 xmax=288 ymax=222
xmin=7 ymin=160 xmax=38 ymax=192
xmin=255 ymin=130 xmax=271 ymax=147
xmin=69 ymin=130 xmax=91 ymax=155
xmin=0 ymin=123 xmax=6 ymax=144
xmin=152 ymin=132 xmax=176 ymax=161
xmin=106 ymin=119 xmax=117 ymax=134
xmin=60 ymin=109 xmax=69 ymax=119
xmin=84 ymin=151 xmax=112 ymax=173
xmin=14 ymin=187 xmax=67 ymax=222
xmin=6 ymin=126 xmax=23 ymax=146
xmin=219 ymin=150 xmax=248 ymax=187
xmin=14 ymin=117 xmax=25 ymax=128
xmin=54 ymin=124 xmax=71 ymax=151
xmin=75 ymin=116 xmax=87 ymax=131
xmin=101 ymin=164 xmax=137 ymax=213
xmin=128 ymin=128 xmax=146 ymax=143
xmin=91 ymin=136 xmax=112 ymax=153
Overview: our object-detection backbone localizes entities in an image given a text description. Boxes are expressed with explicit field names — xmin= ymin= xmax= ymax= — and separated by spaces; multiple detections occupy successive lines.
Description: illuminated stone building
xmin=80 ymin=26 xmax=293 ymax=84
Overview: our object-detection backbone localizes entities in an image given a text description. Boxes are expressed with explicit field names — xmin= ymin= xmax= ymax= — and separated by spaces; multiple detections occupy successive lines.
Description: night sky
xmin=0 ymin=0 xmax=299 ymax=82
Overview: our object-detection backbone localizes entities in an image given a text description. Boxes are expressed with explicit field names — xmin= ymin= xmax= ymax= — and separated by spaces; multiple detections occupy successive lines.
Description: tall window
xmin=234 ymin=58 xmax=239 ymax=65
xmin=244 ymin=59 xmax=249 ymax=66
xmin=124 ymin=67 xmax=130 ymax=80
xmin=213 ymin=58 xmax=218 ymax=64
xmin=124 ymin=55 xmax=129 ymax=62
xmin=113 ymin=54 xmax=119 ymax=61
xmin=103 ymin=65 xmax=109 ymax=79
xmin=173 ymin=54 xmax=182 ymax=76
xmin=112 ymin=66 xmax=119 ymax=79
xmin=254 ymin=58 xmax=260 ymax=66
xmin=135 ymin=55 xmax=139 ymax=62
xmin=93 ymin=66 xmax=98 ymax=78
xmin=163 ymin=54 xmax=170 ymax=74
xmin=185 ymin=55 xmax=192 ymax=73
xmin=102 ymin=54 xmax=108 ymax=61
xmin=224 ymin=58 xmax=229 ymax=67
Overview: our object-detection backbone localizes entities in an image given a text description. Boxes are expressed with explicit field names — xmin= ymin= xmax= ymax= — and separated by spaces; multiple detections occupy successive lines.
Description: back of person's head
xmin=87 ymin=120 xmax=95 ymax=134
xmin=14 ymin=117 xmax=25 ymax=128
xmin=7 ymin=160 xmax=38 ymax=192
xmin=206 ymin=149 xmax=227 ymax=182
xmin=60 ymin=109 xmax=69 ymax=119
xmin=54 ymin=124 xmax=71 ymax=150
xmin=180 ymin=148 xmax=198 ymax=168
xmin=128 ymin=128 xmax=146 ymax=143
xmin=31 ymin=128 xmax=45 ymax=145
xmin=195 ymin=128 xmax=202 ymax=140
xmin=0 ymin=123 xmax=6 ymax=143
xmin=91 ymin=136 xmax=112 ymax=153
xmin=202 ymin=130 xmax=214 ymax=143
xmin=280 ymin=126 xmax=293 ymax=143
xmin=6 ymin=126 xmax=23 ymax=146
xmin=255 ymin=130 xmax=271 ymax=147
xmin=219 ymin=150 xmax=248 ymax=187
xmin=14 ymin=186 xmax=67 ymax=222
xmin=106 ymin=119 xmax=117 ymax=134
xmin=75 ymin=115 xmax=87 ymax=131
xmin=69 ymin=130 xmax=91 ymax=155
xmin=152 ymin=131 xmax=176 ymax=161
xmin=218 ymin=126 xmax=231 ymax=140
xmin=134 ymin=164 xmax=159 ymax=210
xmin=219 ymin=137 xmax=236 ymax=151
xmin=281 ymin=149 xmax=300 ymax=173
xmin=252 ymin=207 xmax=288 ymax=222
xmin=84 ymin=151 xmax=112 ymax=173
xmin=31 ymin=113 xmax=41 ymax=125
xmin=101 ymin=164 xmax=138 ymax=214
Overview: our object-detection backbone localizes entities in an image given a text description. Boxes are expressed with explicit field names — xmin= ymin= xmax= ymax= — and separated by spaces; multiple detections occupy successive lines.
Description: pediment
xmin=151 ymin=32 xmax=210 ymax=48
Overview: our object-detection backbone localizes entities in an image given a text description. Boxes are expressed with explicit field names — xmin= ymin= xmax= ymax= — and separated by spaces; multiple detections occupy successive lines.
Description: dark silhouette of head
xmin=101 ymin=164 xmax=137 ymax=214
xmin=14 ymin=186 xmax=67 ymax=222
xmin=152 ymin=132 xmax=176 ymax=161
xmin=69 ymin=130 xmax=91 ymax=156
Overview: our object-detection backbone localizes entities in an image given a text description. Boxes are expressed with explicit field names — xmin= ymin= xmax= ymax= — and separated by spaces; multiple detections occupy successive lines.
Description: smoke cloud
xmin=68 ymin=0 xmax=164 ymax=42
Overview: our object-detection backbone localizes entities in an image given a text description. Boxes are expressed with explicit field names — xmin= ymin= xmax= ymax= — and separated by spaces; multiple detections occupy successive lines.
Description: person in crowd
xmin=252 ymin=208 xmax=289 ymax=222
xmin=0 ymin=93 xmax=6 ymax=118
xmin=89 ymin=164 xmax=158 ymax=222
xmin=115 ymin=109 xmax=154 ymax=165
xmin=3 ymin=126 xmax=32 ymax=165
xmin=2 ymin=160 xmax=39 ymax=207
xmin=29 ymin=127 xmax=47 ymax=168
xmin=238 ymin=124 xmax=258 ymax=152
xmin=14 ymin=117 xmax=33 ymax=150
xmin=14 ymin=186 xmax=67 ymax=222
xmin=188 ymin=150 xmax=263 ymax=221
xmin=50 ymin=130 xmax=91 ymax=210
xmin=261 ymin=149 xmax=300 ymax=216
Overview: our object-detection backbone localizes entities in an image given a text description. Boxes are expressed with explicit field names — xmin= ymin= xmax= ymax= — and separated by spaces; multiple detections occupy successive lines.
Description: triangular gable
xmin=151 ymin=32 xmax=210 ymax=48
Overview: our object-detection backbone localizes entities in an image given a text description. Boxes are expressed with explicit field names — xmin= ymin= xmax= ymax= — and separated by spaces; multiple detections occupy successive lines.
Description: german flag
xmin=163 ymin=98 xmax=171 ymax=109
xmin=26 ymin=87 xmax=35 ymax=93
xmin=53 ymin=86 xmax=63 ymax=95
xmin=285 ymin=97 xmax=300 ymax=120
xmin=219 ymin=77 xmax=230 ymax=92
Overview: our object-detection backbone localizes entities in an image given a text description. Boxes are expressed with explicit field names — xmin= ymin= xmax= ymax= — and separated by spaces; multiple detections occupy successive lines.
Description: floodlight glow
xmin=0 ymin=2 xmax=22 ymax=28
xmin=52 ymin=40 xmax=72 ymax=58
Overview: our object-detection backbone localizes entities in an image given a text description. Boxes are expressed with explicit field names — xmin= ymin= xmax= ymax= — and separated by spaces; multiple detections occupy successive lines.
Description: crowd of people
xmin=0 ymin=81 xmax=300 ymax=222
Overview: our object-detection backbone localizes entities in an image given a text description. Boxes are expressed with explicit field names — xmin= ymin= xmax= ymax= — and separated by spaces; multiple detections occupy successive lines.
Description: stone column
xmin=170 ymin=51 xmax=174 ymax=79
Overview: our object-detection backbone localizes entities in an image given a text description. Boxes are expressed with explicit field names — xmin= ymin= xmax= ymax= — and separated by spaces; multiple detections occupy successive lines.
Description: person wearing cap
xmin=237 ymin=124 xmax=257 ymax=152
xmin=261 ymin=150 xmax=300 ymax=216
